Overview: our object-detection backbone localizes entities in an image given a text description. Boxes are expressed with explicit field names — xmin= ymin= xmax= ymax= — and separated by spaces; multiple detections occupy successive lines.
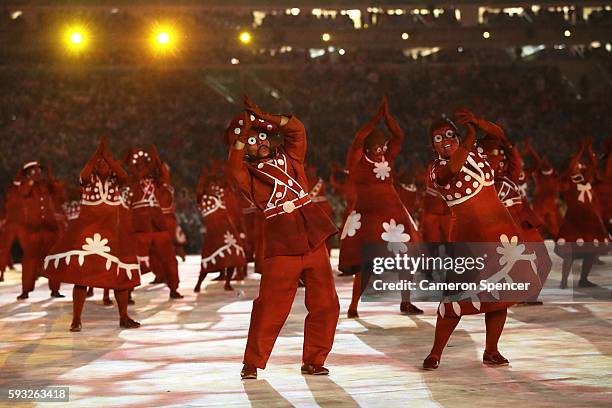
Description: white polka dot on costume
xmin=287 ymin=180 xmax=293 ymax=187
xmin=277 ymin=159 xmax=285 ymax=165
xmin=466 ymin=188 xmax=472 ymax=194
xmin=440 ymin=160 xmax=447 ymax=165
xmin=138 ymin=151 xmax=144 ymax=156
xmin=446 ymin=195 xmax=453 ymax=200
xmin=250 ymin=115 xmax=255 ymax=121
xmin=275 ymin=192 xmax=282 ymax=198
xmin=472 ymin=181 xmax=479 ymax=188
xmin=267 ymin=125 xmax=273 ymax=130
xmin=454 ymin=193 xmax=461 ymax=199
xmin=267 ymin=203 xmax=274 ymax=209
xmin=133 ymin=154 xmax=138 ymax=159
xmin=477 ymin=147 xmax=484 ymax=153
xmin=456 ymin=181 xmax=462 ymax=188
xmin=464 ymin=175 xmax=471 ymax=181
xmin=478 ymin=162 xmax=485 ymax=168
xmin=257 ymin=163 xmax=264 ymax=169
xmin=238 ymin=120 xmax=244 ymax=125
xmin=444 ymin=184 xmax=450 ymax=190
xmin=234 ymin=128 xmax=241 ymax=135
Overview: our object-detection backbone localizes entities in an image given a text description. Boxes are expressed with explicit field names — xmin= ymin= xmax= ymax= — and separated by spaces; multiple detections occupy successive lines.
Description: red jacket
xmin=228 ymin=116 xmax=337 ymax=258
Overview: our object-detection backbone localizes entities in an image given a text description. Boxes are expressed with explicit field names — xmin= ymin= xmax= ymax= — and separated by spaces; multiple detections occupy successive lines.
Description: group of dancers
xmin=0 ymin=96 xmax=610 ymax=377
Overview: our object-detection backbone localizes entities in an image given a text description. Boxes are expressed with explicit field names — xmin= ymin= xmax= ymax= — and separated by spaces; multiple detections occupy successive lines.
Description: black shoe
xmin=119 ymin=317 xmax=141 ymax=328
xmin=50 ymin=291 xmax=65 ymax=298
xmin=17 ymin=292 xmax=29 ymax=300
xmin=423 ymin=355 xmax=440 ymax=370
xmin=578 ymin=279 xmax=597 ymax=288
xmin=301 ymin=364 xmax=329 ymax=376
xmin=86 ymin=288 xmax=94 ymax=298
xmin=169 ymin=290 xmax=184 ymax=299
xmin=483 ymin=350 xmax=509 ymax=366
xmin=400 ymin=302 xmax=424 ymax=315
xmin=70 ymin=321 xmax=82 ymax=332
xmin=241 ymin=364 xmax=257 ymax=380
xmin=103 ymin=298 xmax=113 ymax=306
xmin=347 ymin=309 xmax=359 ymax=319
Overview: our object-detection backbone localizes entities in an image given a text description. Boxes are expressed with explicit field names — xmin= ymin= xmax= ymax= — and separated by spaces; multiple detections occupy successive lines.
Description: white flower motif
xmin=82 ymin=233 xmax=111 ymax=254
xmin=496 ymin=234 xmax=525 ymax=267
xmin=341 ymin=211 xmax=362 ymax=240
xmin=224 ymin=231 xmax=237 ymax=246
xmin=381 ymin=219 xmax=411 ymax=254
xmin=373 ymin=160 xmax=391 ymax=180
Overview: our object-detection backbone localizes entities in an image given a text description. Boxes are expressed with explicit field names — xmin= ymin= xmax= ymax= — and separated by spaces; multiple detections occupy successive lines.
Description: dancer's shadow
xmin=242 ymin=379 xmax=293 ymax=408
xmin=303 ymin=375 xmax=361 ymax=407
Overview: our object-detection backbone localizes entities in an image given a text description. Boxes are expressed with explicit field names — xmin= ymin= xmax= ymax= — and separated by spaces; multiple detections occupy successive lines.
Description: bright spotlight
xmin=401 ymin=32 xmax=410 ymax=40
xmin=62 ymin=25 xmax=89 ymax=53
xmin=322 ymin=33 xmax=331 ymax=42
xmin=564 ymin=29 xmax=571 ymax=37
xmin=483 ymin=31 xmax=491 ymax=39
xmin=150 ymin=23 xmax=179 ymax=55
xmin=157 ymin=32 xmax=170 ymax=44
xmin=70 ymin=32 xmax=83 ymax=44
xmin=239 ymin=31 xmax=252 ymax=44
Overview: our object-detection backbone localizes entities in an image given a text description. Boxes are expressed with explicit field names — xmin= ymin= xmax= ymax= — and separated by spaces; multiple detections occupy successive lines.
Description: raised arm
xmin=382 ymin=97 xmax=405 ymax=162
xmin=80 ymin=138 xmax=106 ymax=182
xmin=228 ymin=111 xmax=255 ymax=197
xmin=102 ymin=146 xmax=128 ymax=181
xmin=562 ymin=140 xmax=586 ymax=179
xmin=346 ymin=102 xmax=384 ymax=170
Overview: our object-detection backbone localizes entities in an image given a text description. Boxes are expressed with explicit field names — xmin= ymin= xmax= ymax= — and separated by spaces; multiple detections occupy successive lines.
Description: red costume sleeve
xmin=505 ymin=144 xmax=524 ymax=183
xmin=227 ymin=147 xmax=252 ymax=200
xmin=384 ymin=111 xmax=405 ymax=163
xmin=281 ymin=116 xmax=307 ymax=164
xmin=346 ymin=112 xmax=382 ymax=170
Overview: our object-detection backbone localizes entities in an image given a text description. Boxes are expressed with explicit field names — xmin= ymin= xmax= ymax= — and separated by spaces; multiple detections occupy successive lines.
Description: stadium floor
xmin=0 ymin=248 xmax=610 ymax=407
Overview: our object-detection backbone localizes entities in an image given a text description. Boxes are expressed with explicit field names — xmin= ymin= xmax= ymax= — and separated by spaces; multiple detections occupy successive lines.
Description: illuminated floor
xmin=0 ymin=248 xmax=610 ymax=407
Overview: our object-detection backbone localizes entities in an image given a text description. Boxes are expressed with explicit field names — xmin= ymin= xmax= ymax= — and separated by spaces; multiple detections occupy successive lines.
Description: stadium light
xmin=401 ymin=32 xmax=410 ymax=40
xmin=239 ymin=31 xmax=252 ymax=45
xmin=62 ymin=24 xmax=89 ymax=53
xmin=483 ymin=31 xmax=491 ymax=39
xmin=149 ymin=22 xmax=180 ymax=56
xmin=322 ymin=33 xmax=331 ymax=42
xmin=157 ymin=32 xmax=170 ymax=45
xmin=564 ymin=29 xmax=571 ymax=37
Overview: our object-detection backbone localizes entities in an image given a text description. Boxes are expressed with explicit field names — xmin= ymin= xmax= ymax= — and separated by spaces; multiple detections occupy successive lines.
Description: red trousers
xmin=0 ymin=222 xmax=25 ymax=272
xmin=243 ymin=244 xmax=339 ymax=369
xmin=22 ymin=227 xmax=60 ymax=293
xmin=421 ymin=212 xmax=451 ymax=242
xmin=136 ymin=231 xmax=179 ymax=290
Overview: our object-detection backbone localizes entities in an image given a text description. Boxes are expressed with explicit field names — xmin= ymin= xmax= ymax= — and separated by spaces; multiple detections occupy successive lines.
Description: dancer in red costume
xmin=338 ymin=98 xmax=422 ymax=318
xmin=227 ymin=96 xmax=339 ymax=380
xmin=595 ymin=138 xmax=612 ymax=235
xmin=330 ymin=163 xmax=357 ymax=276
xmin=43 ymin=139 xmax=141 ymax=331
xmin=524 ymin=141 xmax=561 ymax=238
xmin=0 ymin=174 xmax=25 ymax=280
xmin=194 ymin=166 xmax=247 ymax=292
xmin=149 ymin=161 xmax=186 ymax=285
xmin=307 ymin=165 xmax=335 ymax=252
xmin=423 ymin=110 xmax=542 ymax=370
xmin=473 ymin=116 xmax=551 ymax=305
xmin=16 ymin=161 xmax=64 ymax=300
xmin=395 ymin=168 xmax=420 ymax=217
xmin=126 ymin=146 xmax=183 ymax=299
xmin=555 ymin=138 xmax=610 ymax=288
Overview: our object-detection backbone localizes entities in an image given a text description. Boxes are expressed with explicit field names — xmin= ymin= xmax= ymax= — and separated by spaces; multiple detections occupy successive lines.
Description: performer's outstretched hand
xmin=454 ymin=108 xmax=475 ymax=126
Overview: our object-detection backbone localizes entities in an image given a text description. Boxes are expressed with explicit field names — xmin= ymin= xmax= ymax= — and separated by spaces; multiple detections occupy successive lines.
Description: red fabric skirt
xmin=201 ymin=209 xmax=247 ymax=272
xmin=42 ymin=204 xmax=140 ymax=290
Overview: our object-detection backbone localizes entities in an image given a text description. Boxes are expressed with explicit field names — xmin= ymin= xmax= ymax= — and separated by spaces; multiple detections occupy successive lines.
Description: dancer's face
xmin=432 ymin=125 xmax=459 ymax=158
xmin=245 ymin=131 xmax=272 ymax=160
xmin=95 ymin=158 xmax=110 ymax=177
xmin=365 ymin=143 xmax=388 ymax=162
xmin=26 ymin=166 xmax=42 ymax=181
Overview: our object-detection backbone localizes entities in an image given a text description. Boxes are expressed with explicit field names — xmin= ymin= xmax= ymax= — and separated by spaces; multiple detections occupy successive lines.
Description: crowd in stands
xmin=1 ymin=60 xmax=610 ymax=250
